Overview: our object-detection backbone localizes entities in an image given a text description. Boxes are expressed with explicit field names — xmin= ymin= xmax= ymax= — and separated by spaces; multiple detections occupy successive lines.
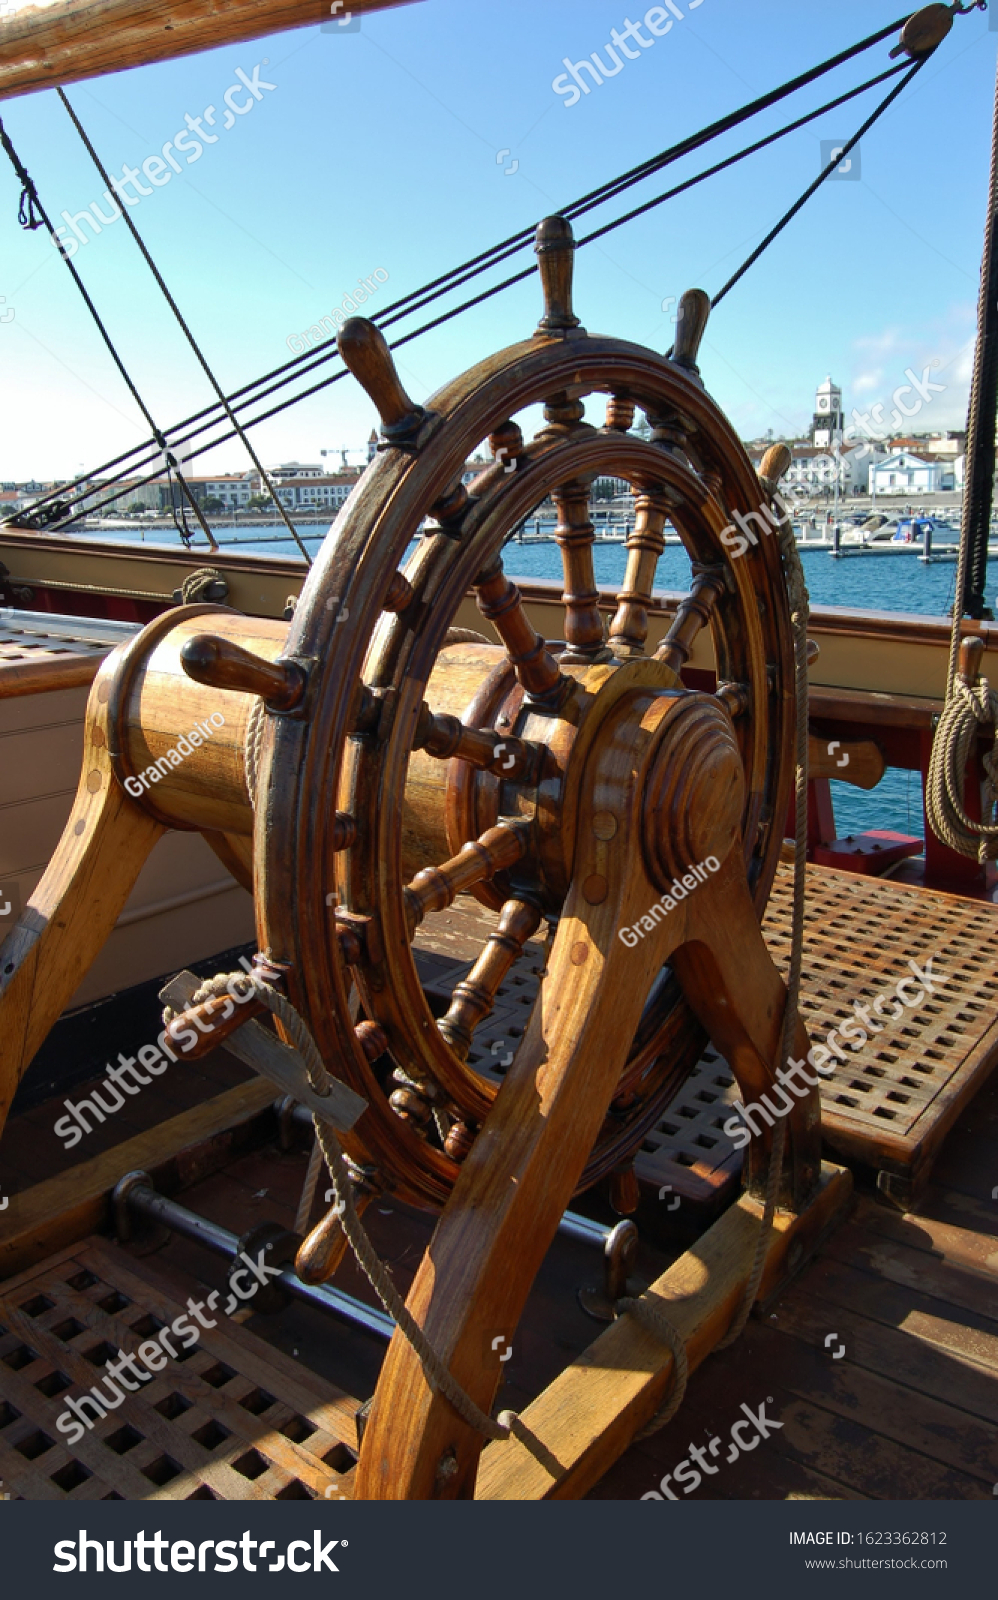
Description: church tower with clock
xmin=812 ymin=377 xmax=844 ymax=448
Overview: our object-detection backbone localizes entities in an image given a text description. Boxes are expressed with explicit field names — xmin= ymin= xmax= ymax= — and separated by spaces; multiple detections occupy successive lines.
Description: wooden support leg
xmin=475 ymin=1161 xmax=853 ymax=1500
xmin=674 ymin=849 xmax=821 ymax=1206
xmin=0 ymin=657 xmax=164 ymax=1134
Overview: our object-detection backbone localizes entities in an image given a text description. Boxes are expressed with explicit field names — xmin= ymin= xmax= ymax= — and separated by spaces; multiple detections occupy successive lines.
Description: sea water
xmin=83 ymin=523 xmax=998 ymax=840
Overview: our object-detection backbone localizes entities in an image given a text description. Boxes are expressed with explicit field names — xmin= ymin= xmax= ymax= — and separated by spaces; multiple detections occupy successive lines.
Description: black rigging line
xmin=58 ymin=47 xmax=937 ymax=529
xmin=11 ymin=11 xmax=921 ymax=523
xmin=57 ymin=88 xmax=313 ymax=567
xmin=711 ymin=57 xmax=926 ymax=308
xmin=28 ymin=57 xmax=922 ymax=527
xmin=0 ymin=113 xmax=219 ymax=549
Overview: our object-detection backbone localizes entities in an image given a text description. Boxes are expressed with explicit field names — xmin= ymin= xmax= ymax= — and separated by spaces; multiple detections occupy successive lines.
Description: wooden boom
xmin=0 ymin=0 xmax=419 ymax=101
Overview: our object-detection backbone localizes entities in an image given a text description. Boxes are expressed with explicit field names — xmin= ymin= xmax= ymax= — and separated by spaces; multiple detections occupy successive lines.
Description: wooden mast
xmin=0 ymin=0 xmax=420 ymax=101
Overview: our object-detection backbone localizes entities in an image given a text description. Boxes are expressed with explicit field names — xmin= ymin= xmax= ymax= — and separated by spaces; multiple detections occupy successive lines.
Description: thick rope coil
xmin=179 ymin=566 xmax=227 ymax=604
xmin=244 ymin=698 xmax=267 ymax=810
xmin=926 ymin=676 xmax=998 ymax=863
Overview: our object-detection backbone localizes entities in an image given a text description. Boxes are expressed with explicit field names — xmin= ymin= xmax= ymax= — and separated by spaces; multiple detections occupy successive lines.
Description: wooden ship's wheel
xmin=0 ymin=216 xmax=830 ymax=1500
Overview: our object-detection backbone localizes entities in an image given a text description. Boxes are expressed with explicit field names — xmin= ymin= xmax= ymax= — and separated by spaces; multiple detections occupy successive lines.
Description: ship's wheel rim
xmin=257 ymin=333 xmax=793 ymax=1208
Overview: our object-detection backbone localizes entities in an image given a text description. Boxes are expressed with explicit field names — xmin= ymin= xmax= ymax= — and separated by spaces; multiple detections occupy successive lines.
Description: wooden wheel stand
xmin=0 ymin=218 xmax=851 ymax=1500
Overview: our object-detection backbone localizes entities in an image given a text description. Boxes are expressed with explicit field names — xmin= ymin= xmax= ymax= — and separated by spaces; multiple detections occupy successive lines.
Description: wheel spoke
xmin=474 ymin=557 xmax=572 ymax=706
xmin=553 ymin=479 xmax=608 ymax=664
xmin=413 ymin=705 xmax=544 ymax=783
xmin=607 ymin=486 xmax=672 ymax=658
xmin=437 ymin=897 xmax=542 ymax=1061
xmin=403 ymin=821 xmax=529 ymax=933
xmin=653 ymin=562 xmax=727 ymax=674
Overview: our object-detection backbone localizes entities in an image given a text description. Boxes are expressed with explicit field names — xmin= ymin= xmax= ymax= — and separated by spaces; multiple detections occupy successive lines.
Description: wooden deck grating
xmin=0 ymin=1238 xmax=358 ymax=1501
xmin=417 ymin=866 xmax=998 ymax=1211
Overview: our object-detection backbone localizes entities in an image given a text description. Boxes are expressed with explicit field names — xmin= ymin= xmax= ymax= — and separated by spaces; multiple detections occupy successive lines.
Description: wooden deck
xmin=1 ymin=872 xmax=997 ymax=1500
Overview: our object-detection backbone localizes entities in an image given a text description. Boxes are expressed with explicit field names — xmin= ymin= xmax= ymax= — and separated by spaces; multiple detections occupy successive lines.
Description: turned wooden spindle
xmin=534 ymin=214 xmax=582 ymax=336
xmin=296 ymin=1163 xmax=378 ymax=1286
xmin=437 ymin=898 xmax=542 ymax=1060
xmin=383 ymin=570 xmax=413 ymax=613
xmin=609 ymin=1160 xmax=640 ymax=1217
xmin=959 ymin=635 xmax=985 ymax=688
xmin=429 ymin=478 xmax=471 ymax=535
xmin=413 ymin=704 xmax=542 ymax=782
xmin=160 ymin=986 xmax=266 ymax=1063
xmin=403 ymin=822 xmax=529 ymax=934
xmin=444 ymin=1118 xmax=477 ymax=1163
xmin=389 ymin=1079 xmax=433 ymax=1134
xmin=331 ymin=811 xmax=357 ymax=852
xmin=758 ymin=442 xmax=792 ymax=495
xmin=474 ymin=557 xmax=572 ymax=705
xmin=490 ymin=419 xmax=524 ymax=473
xmin=671 ymin=288 xmax=711 ymax=378
xmin=180 ymin=633 xmax=305 ymax=711
xmin=604 ymin=395 xmax=635 ymax=432
xmin=607 ymin=487 xmax=672 ymax=658
xmin=337 ymin=317 xmax=426 ymax=448
xmin=553 ymin=479 xmax=607 ymax=663
xmin=717 ymin=681 xmax=751 ymax=719
xmin=654 ymin=564 xmax=728 ymax=673
xmin=539 ymin=392 xmax=588 ymax=440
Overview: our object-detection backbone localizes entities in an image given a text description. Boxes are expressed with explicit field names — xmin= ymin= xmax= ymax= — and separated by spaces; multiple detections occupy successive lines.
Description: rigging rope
xmin=926 ymin=47 xmax=998 ymax=861
xmin=0 ymin=113 xmax=219 ymax=550
xmin=4 ymin=9 xmax=937 ymax=529
xmin=56 ymin=89 xmax=312 ymax=568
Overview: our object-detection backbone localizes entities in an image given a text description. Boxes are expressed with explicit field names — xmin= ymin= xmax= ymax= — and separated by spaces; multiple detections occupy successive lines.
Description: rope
xmin=12 ymin=10 xmax=947 ymax=530
xmin=926 ymin=677 xmax=998 ymax=861
xmin=294 ymin=1137 xmax=324 ymax=1238
xmin=443 ymin=627 xmax=492 ymax=647
xmin=957 ymin=45 xmax=998 ymax=622
xmin=717 ymin=497 xmax=810 ymax=1349
xmin=56 ymin=89 xmax=312 ymax=569
xmin=0 ymin=113 xmax=218 ymax=552
xmin=163 ymin=968 xmax=530 ymax=1446
xmin=244 ymin=699 xmax=267 ymax=810
xmin=616 ymin=1295 xmax=690 ymax=1440
xmin=925 ymin=52 xmax=998 ymax=860
xmin=712 ymin=58 xmax=926 ymax=310
xmin=179 ymin=566 xmax=226 ymax=605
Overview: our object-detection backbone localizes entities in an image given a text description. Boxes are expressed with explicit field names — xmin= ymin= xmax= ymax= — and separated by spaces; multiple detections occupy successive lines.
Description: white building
xmin=869 ymin=451 xmax=951 ymax=496
xmin=781 ymin=442 xmax=878 ymax=499
xmin=811 ymin=377 xmax=844 ymax=449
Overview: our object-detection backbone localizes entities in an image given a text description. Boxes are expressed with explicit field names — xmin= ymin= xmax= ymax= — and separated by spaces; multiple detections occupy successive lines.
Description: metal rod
xmin=286 ymin=1100 xmax=619 ymax=1246
xmin=117 ymin=1176 xmax=394 ymax=1341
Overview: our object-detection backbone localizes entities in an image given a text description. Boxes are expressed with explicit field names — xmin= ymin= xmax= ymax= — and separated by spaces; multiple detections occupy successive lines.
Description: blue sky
xmin=1 ymin=0 xmax=995 ymax=479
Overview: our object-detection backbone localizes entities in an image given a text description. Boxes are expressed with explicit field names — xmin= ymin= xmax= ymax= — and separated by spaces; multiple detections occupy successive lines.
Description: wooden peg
xmin=534 ymin=215 xmax=582 ymax=336
xmin=671 ymin=288 xmax=710 ymax=376
xmin=180 ymin=633 xmax=305 ymax=711
xmin=959 ymin=635 xmax=985 ymax=688
xmin=759 ymin=443 xmax=792 ymax=492
xmin=337 ymin=317 xmax=425 ymax=446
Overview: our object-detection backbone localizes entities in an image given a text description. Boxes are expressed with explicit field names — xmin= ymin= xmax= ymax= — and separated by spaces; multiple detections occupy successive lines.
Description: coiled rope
xmin=925 ymin=49 xmax=998 ymax=863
